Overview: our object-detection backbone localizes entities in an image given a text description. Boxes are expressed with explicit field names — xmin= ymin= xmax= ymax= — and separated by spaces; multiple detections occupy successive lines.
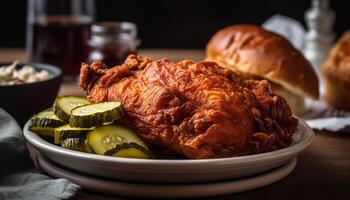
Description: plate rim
xmin=23 ymin=117 xmax=313 ymax=166
xmin=37 ymin=154 xmax=297 ymax=198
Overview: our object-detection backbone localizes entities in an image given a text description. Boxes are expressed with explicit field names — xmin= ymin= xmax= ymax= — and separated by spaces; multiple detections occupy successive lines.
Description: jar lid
xmin=91 ymin=21 xmax=138 ymax=40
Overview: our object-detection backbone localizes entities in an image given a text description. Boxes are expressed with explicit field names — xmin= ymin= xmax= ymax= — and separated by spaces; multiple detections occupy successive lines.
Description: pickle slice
xmin=69 ymin=102 xmax=124 ymax=128
xmin=106 ymin=143 xmax=150 ymax=159
xmin=87 ymin=124 xmax=150 ymax=159
xmin=54 ymin=124 xmax=93 ymax=144
xmin=53 ymin=96 xmax=90 ymax=123
xmin=29 ymin=109 xmax=65 ymax=128
xmin=29 ymin=127 xmax=56 ymax=137
xmin=61 ymin=138 xmax=88 ymax=152
xmin=112 ymin=148 xmax=149 ymax=159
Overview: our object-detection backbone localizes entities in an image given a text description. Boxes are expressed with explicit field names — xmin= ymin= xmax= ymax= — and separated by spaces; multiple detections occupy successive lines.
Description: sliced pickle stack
xmin=28 ymin=96 xmax=151 ymax=159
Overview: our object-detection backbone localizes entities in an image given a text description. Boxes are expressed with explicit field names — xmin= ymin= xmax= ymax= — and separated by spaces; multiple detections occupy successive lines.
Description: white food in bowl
xmin=0 ymin=61 xmax=52 ymax=85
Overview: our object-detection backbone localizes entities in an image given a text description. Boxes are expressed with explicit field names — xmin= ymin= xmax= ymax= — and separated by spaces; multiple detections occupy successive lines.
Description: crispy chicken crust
xmin=80 ymin=55 xmax=298 ymax=159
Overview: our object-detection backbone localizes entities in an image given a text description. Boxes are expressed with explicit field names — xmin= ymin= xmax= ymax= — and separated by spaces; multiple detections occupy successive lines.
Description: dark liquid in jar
xmin=28 ymin=16 xmax=92 ymax=76
xmin=87 ymin=46 xmax=136 ymax=67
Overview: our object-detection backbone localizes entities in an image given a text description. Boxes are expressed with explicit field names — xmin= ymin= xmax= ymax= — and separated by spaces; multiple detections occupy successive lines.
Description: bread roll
xmin=206 ymin=24 xmax=319 ymax=114
xmin=322 ymin=31 xmax=350 ymax=110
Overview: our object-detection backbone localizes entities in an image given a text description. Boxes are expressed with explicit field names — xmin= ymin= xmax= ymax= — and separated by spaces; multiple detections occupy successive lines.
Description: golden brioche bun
xmin=322 ymin=31 xmax=350 ymax=110
xmin=206 ymin=24 xmax=319 ymax=100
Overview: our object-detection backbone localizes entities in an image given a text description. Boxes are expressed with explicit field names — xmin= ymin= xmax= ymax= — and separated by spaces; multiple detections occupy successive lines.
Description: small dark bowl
xmin=0 ymin=63 xmax=62 ymax=126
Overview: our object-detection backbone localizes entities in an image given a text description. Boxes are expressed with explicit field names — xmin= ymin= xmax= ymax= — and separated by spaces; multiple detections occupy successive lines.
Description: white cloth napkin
xmin=303 ymin=99 xmax=350 ymax=132
xmin=306 ymin=117 xmax=350 ymax=132
xmin=263 ymin=14 xmax=305 ymax=50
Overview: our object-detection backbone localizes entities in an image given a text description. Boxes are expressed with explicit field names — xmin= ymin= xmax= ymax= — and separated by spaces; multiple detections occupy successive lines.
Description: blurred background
xmin=1 ymin=0 xmax=349 ymax=49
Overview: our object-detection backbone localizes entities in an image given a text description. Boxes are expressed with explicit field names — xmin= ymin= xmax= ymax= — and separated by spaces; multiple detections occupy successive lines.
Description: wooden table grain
xmin=1 ymin=49 xmax=349 ymax=200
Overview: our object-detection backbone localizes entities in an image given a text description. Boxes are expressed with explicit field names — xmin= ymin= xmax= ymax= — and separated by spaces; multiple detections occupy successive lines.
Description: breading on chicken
xmin=80 ymin=55 xmax=298 ymax=159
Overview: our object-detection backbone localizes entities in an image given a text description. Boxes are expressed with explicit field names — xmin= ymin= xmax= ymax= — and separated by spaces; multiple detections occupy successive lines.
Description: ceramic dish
xmin=37 ymin=154 xmax=297 ymax=198
xmin=0 ymin=63 xmax=62 ymax=126
xmin=23 ymin=118 xmax=313 ymax=183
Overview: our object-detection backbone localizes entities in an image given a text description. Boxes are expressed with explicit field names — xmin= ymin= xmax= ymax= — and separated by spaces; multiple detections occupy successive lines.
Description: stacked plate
xmin=24 ymin=119 xmax=314 ymax=198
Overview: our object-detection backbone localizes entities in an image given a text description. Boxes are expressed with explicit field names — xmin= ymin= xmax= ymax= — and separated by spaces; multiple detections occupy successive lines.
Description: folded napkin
xmin=303 ymin=99 xmax=350 ymax=132
xmin=0 ymin=107 xmax=80 ymax=200
xmin=263 ymin=14 xmax=305 ymax=50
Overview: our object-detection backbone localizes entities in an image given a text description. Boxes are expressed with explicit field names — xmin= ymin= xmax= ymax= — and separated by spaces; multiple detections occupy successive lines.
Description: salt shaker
xmin=303 ymin=0 xmax=335 ymax=69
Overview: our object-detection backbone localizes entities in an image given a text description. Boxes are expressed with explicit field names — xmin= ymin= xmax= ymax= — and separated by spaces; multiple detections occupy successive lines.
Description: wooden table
xmin=1 ymin=49 xmax=349 ymax=200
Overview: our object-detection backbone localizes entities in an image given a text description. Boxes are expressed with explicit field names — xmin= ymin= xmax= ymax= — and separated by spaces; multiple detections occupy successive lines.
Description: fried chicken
xmin=80 ymin=55 xmax=298 ymax=159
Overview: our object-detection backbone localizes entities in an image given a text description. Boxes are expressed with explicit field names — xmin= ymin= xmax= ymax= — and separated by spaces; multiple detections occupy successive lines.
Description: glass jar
xmin=27 ymin=0 xmax=95 ymax=78
xmin=87 ymin=22 xmax=140 ymax=67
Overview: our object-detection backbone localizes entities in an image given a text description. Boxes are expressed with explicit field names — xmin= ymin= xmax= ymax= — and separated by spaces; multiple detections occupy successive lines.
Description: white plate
xmin=23 ymin=118 xmax=313 ymax=183
xmin=37 ymin=154 xmax=297 ymax=198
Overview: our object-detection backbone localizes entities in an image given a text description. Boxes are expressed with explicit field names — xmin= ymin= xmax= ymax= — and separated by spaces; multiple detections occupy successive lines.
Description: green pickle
xmin=29 ymin=109 xmax=65 ymax=128
xmin=29 ymin=109 xmax=65 ymax=137
xmin=69 ymin=102 xmax=124 ymax=128
xmin=87 ymin=124 xmax=150 ymax=159
xmin=54 ymin=124 xmax=93 ymax=144
xmin=29 ymin=127 xmax=56 ymax=137
xmin=53 ymin=96 xmax=90 ymax=123
xmin=61 ymin=138 xmax=88 ymax=152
